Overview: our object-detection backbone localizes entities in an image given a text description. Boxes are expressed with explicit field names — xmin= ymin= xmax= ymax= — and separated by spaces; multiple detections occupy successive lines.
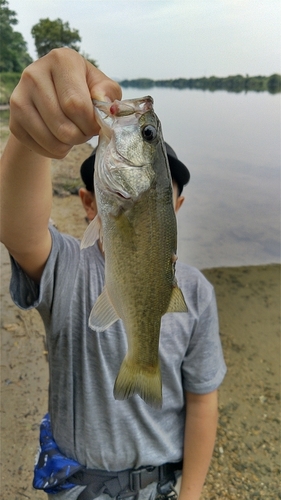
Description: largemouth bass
xmin=81 ymin=96 xmax=188 ymax=408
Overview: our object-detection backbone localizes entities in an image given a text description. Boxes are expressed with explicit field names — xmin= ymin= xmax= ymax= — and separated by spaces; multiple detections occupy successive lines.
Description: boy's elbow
xmin=185 ymin=390 xmax=219 ymax=419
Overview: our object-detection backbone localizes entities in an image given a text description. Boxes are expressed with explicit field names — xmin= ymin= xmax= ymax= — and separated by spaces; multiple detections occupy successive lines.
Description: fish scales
xmin=81 ymin=96 xmax=188 ymax=408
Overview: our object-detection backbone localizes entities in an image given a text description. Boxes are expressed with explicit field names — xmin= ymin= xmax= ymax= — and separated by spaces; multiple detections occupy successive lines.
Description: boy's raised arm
xmin=0 ymin=136 xmax=52 ymax=283
xmin=0 ymin=48 xmax=121 ymax=283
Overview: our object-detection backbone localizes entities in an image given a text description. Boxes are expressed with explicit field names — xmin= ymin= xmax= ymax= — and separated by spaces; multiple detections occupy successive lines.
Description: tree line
xmin=0 ymin=0 xmax=280 ymax=96
xmin=119 ymin=74 xmax=281 ymax=94
xmin=0 ymin=0 xmax=32 ymax=72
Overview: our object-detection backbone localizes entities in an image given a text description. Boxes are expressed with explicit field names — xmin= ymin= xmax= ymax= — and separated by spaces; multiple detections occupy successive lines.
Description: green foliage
xmin=0 ymin=0 xmax=32 ymax=72
xmin=31 ymin=18 xmax=82 ymax=58
xmin=120 ymin=78 xmax=154 ymax=89
xmin=0 ymin=72 xmax=21 ymax=103
xmin=80 ymin=51 xmax=98 ymax=68
xmin=267 ymin=74 xmax=281 ymax=94
xmin=0 ymin=71 xmax=21 ymax=87
xmin=120 ymin=74 xmax=281 ymax=94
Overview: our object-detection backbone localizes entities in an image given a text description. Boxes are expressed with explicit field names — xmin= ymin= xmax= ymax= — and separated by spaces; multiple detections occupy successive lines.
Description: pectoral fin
xmin=89 ymin=286 xmax=120 ymax=332
xmin=80 ymin=215 xmax=102 ymax=249
xmin=166 ymin=286 xmax=188 ymax=313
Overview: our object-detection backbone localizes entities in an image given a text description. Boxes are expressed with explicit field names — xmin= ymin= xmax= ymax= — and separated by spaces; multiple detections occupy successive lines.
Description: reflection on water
xmin=120 ymin=88 xmax=280 ymax=269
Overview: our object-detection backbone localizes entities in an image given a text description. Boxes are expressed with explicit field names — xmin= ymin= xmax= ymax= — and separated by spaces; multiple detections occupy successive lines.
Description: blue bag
xmin=33 ymin=413 xmax=83 ymax=494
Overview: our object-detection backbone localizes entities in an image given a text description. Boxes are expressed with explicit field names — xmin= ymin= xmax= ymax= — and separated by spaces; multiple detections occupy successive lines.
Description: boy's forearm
xmin=178 ymin=390 xmax=218 ymax=500
xmin=0 ymin=134 xmax=52 ymax=279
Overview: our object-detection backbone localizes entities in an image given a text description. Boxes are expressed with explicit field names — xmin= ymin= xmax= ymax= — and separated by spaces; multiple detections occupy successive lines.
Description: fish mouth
xmin=108 ymin=153 xmax=151 ymax=201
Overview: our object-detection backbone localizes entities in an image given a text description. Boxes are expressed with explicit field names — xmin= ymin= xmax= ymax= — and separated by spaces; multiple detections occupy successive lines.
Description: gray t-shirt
xmin=10 ymin=225 xmax=226 ymax=472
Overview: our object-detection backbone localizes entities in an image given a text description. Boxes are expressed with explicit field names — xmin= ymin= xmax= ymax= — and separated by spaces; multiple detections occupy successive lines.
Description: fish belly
xmin=103 ymin=190 xmax=176 ymax=408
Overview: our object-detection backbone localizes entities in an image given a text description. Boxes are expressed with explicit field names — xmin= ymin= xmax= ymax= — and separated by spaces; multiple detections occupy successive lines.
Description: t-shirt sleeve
xmin=181 ymin=287 xmax=227 ymax=394
xmin=9 ymin=226 xmax=80 ymax=319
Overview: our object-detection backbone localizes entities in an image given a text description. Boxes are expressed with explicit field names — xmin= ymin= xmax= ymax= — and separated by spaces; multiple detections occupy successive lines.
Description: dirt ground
xmin=0 ymin=137 xmax=280 ymax=499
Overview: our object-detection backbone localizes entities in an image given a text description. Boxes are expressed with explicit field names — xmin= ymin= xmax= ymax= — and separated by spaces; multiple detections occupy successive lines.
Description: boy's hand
xmin=1 ymin=48 xmax=121 ymax=282
xmin=9 ymin=48 xmax=122 ymax=159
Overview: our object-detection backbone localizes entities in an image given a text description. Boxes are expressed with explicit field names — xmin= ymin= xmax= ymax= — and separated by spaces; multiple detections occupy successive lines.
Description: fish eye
xmin=142 ymin=125 xmax=157 ymax=142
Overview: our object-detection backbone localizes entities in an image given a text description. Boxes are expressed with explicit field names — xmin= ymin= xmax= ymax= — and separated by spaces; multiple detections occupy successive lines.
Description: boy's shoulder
xmin=45 ymin=226 xmax=105 ymax=283
xmin=49 ymin=225 xmax=100 ymax=260
xmin=176 ymin=261 xmax=215 ymax=314
xmin=176 ymin=260 xmax=212 ymax=289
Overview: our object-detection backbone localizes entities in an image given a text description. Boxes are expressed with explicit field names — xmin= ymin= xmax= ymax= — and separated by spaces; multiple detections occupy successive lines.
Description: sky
xmin=8 ymin=0 xmax=281 ymax=80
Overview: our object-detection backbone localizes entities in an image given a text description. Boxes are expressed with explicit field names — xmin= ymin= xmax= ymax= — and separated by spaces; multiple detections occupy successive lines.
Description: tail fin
xmin=114 ymin=356 xmax=162 ymax=409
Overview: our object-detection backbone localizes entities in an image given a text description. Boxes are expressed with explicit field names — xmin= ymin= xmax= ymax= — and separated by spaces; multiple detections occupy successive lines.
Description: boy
xmin=0 ymin=48 xmax=226 ymax=500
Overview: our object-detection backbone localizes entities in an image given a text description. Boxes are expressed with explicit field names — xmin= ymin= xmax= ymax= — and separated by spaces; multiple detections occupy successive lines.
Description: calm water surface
xmin=2 ymin=90 xmax=279 ymax=269
xmin=113 ymin=88 xmax=280 ymax=269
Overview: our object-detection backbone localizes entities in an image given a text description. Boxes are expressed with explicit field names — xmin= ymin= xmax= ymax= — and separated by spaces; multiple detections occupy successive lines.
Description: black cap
xmin=80 ymin=142 xmax=190 ymax=195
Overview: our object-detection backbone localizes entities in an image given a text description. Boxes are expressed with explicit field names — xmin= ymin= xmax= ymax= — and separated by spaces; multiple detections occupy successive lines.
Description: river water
xmin=2 ymin=88 xmax=281 ymax=269
xmin=115 ymin=88 xmax=280 ymax=269
xmin=3 ymin=87 xmax=278 ymax=270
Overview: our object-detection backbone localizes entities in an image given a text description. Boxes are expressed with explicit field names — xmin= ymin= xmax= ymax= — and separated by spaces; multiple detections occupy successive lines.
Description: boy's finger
xmin=49 ymin=50 xmax=121 ymax=137
xmin=9 ymin=103 xmax=74 ymax=159
xmin=85 ymin=60 xmax=122 ymax=103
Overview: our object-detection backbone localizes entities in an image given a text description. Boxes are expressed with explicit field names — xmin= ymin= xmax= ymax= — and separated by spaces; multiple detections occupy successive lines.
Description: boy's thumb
xmin=85 ymin=60 xmax=122 ymax=103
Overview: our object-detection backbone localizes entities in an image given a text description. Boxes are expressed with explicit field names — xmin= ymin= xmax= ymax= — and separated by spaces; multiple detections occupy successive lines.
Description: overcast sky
xmin=8 ymin=0 xmax=281 ymax=80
